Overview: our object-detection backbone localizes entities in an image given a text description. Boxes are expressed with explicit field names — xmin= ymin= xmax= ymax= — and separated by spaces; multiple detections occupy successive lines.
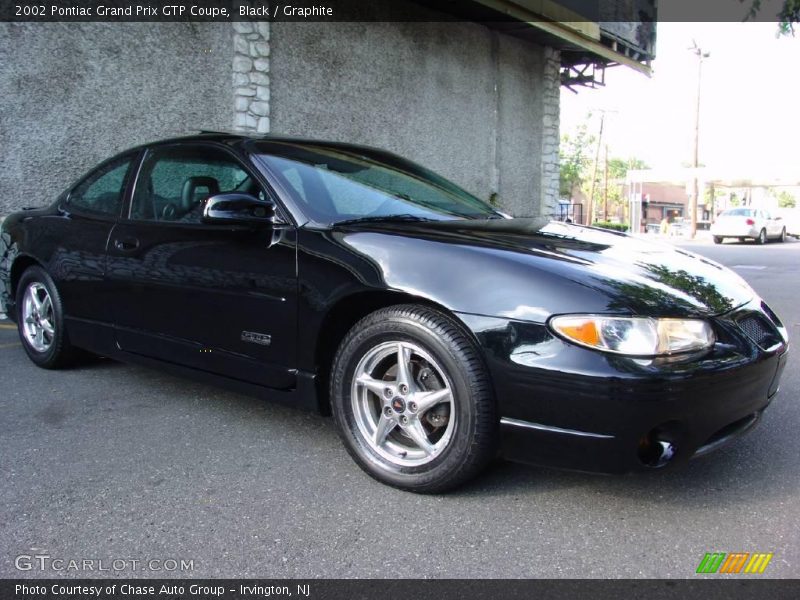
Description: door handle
xmin=113 ymin=237 xmax=140 ymax=252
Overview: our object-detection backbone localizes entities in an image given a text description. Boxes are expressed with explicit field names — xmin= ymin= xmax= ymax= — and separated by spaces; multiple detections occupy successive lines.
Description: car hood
xmin=334 ymin=218 xmax=755 ymax=320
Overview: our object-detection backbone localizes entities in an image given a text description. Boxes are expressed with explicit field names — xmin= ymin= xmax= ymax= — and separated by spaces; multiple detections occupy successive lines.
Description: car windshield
xmin=722 ymin=208 xmax=755 ymax=217
xmin=253 ymin=141 xmax=500 ymax=224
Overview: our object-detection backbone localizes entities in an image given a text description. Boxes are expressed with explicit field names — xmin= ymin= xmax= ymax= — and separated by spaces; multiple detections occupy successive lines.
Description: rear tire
xmin=15 ymin=266 xmax=80 ymax=369
xmin=330 ymin=304 xmax=498 ymax=493
xmin=757 ymin=229 xmax=767 ymax=245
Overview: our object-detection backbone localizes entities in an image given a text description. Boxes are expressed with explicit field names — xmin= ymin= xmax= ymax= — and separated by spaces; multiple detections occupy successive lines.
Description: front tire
xmin=15 ymin=266 xmax=79 ymax=369
xmin=713 ymin=236 xmax=723 ymax=244
xmin=780 ymin=228 xmax=787 ymax=243
xmin=330 ymin=305 xmax=497 ymax=493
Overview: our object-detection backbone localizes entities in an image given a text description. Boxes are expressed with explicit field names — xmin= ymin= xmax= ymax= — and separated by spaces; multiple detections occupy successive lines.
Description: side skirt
xmin=64 ymin=316 xmax=320 ymax=412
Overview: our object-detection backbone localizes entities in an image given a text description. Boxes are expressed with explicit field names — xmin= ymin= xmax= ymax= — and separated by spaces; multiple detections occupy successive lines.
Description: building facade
xmin=0 ymin=1 xmax=654 ymax=219
xmin=1 ymin=18 xmax=559 ymax=217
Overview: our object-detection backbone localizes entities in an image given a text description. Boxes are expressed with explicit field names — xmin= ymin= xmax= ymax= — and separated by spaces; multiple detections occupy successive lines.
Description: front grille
xmin=737 ymin=313 xmax=780 ymax=349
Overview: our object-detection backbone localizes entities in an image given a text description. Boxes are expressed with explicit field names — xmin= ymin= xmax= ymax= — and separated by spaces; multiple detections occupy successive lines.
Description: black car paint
xmin=0 ymin=134 xmax=789 ymax=474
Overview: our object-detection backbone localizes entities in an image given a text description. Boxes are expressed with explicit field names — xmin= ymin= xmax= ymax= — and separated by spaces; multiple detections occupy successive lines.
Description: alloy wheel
xmin=22 ymin=282 xmax=55 ymax=352
xmin=351 ymin=340 xmax=456 ymax=467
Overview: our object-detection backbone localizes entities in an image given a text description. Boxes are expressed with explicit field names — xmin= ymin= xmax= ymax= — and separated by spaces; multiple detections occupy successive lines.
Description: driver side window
xmin=130 ymin=145 xmax=258 ymax=223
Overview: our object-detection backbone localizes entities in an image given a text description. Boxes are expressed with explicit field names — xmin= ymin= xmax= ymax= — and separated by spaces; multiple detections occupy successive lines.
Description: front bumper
xmin=458 ymin=298 xmax=788 ymax=473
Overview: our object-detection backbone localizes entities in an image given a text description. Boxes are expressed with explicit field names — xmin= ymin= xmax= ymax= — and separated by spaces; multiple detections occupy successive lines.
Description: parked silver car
xmin=710 ymin=208 xmax=787 ymax=244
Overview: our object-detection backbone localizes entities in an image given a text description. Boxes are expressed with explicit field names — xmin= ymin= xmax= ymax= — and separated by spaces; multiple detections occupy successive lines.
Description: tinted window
xmin=69 ymin=156 xmax=133 ymax=216
xmin=131 ymin=145 xmax=260 ymax=223
xmin=255 ymin=141 xmax=498 ymax=224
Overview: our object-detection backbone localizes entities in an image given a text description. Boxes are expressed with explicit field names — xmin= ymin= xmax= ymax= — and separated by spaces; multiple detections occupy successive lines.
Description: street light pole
xmin=689 ymin=41 xmax=710 ymax=239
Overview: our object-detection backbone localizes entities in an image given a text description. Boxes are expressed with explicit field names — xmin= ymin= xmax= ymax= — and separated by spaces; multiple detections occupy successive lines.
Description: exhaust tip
xmin=638 ymin=431 xmax=677 ymax=468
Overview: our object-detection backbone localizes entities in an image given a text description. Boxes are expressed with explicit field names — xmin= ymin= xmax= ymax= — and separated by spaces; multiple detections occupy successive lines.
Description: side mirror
xmin=775 ymin=216 xmax=783 ymax=221
xmin=202 ymin=193 xmax=276 ymax=225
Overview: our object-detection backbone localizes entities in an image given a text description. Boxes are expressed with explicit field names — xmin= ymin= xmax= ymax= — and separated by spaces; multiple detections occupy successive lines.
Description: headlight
xmin=550 ymin=315 xmax=715 ymax=356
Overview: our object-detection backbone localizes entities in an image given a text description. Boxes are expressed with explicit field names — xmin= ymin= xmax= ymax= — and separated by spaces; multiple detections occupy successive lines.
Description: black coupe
xmin=0 ymin=134 xmax=789 ymax=492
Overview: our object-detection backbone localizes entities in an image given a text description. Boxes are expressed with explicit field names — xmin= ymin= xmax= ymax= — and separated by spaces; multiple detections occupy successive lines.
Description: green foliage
xmin=776 ymin=190 xmax=797 ymax=208
xmin=607 ymin=157 xmax=648 ymax=180
xmin=592 ymin=221 xmax=629 ymax=232
xmin=745 ymin=0 xmax=800 ymax=34
xmin=777 ymin=0 xmax=799 ymax=34
xmin=704 ymin=188 xmax=724 ymax=203
xmin=599 ymin=157 xmax=649 ymax=221
xmin=559 ymin=117 xmax=595 ymax=200
xmin=559 ymin=112 xmax=648 ymax=224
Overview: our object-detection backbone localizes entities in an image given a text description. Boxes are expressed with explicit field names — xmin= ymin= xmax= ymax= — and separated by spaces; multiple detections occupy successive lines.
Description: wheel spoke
xmin=34 ymin=326 xmax=45 ymax=348
xmin=41 ymin=295 xmax=52 ymax=316
xmin=374 ymin=415 xmax=397 ymax=446
xmin=396 ymin=343 xmax=413 ymax=388
xmin=402 ymin=419 xmax=435 ymax=456
xmin=413 ymin=388 xmax=451 ymax=414
xmin=40 ymin=319 xmax=55 ymax=336
xmin=30 ymin=288 xmax=43 ymax=312
xmin=356 ymin=374 xmax=391 ymax=398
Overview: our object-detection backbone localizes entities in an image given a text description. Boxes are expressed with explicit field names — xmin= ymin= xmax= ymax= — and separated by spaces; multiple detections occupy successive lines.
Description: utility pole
xmin=587 ymin=112 xmax=605 ymax=226
xmin=709 ymin=181 xmax=716 ymax=219
xmin=603 ymin=144 xmax=609 ymax=221
xmin=689 ymin=41 xmax=710 ymax=239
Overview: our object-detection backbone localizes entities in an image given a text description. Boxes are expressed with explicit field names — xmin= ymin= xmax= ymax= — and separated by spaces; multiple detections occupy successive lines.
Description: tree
xmin=745 ymin=0 xmax=800 ymax=34
xmin=607 ymin=157 xmax=648 ymax=179
xmin=600 ymin=157 xmax=649 ymax=221
xmin=559 ymin=117 xmax=595 ymax=200
xmin=772 ymin=189 xmax=797 ymax=208
xmin=704 ymin=185 xmax=726 ymax=215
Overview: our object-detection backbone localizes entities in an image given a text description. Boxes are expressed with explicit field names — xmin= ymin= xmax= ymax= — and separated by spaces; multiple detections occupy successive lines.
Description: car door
xmin=105 ymin=142 xmax=298 ymax=389
xmin=762 ymin=210 xmax=780 ymax=237
xmin=51 ymin=152 xmax=139 ymax=351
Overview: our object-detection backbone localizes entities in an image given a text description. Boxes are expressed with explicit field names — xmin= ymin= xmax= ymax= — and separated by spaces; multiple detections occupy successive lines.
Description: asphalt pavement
xmin=1 ymin=238 xmax=798 ymax=578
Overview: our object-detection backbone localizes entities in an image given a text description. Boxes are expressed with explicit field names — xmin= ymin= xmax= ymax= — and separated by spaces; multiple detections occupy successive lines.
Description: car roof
xmin=131 ymin=131 xmax=389 ymax=156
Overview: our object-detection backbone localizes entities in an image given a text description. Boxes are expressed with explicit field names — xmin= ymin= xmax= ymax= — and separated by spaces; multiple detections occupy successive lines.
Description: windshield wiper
xmin=334 ymin=214 xmax=438 ymax=226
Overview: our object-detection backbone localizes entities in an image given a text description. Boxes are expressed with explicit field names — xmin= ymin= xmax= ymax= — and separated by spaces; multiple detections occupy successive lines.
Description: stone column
xmin=232 ymin=21 xmax=271 ymax=133
xmin=540 ymin=46 xmax=561 ymax=217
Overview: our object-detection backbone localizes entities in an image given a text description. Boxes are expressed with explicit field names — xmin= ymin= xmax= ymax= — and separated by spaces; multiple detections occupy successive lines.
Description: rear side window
xmin=69 ymin=156 xmax=133 ymax=217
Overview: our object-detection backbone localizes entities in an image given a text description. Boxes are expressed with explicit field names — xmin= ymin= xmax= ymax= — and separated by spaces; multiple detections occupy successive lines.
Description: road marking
xmin=0 ymin=324 xmax=17 ymax=330
xmin=732 ymin=265 xmax=767 ymax=270
xmin=0 ymin=342 xmax=20 ymax=349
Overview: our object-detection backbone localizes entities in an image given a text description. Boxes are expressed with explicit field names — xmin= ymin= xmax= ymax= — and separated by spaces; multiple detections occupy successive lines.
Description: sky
xmin=560 ymin=21 xmax=800 ymax=177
